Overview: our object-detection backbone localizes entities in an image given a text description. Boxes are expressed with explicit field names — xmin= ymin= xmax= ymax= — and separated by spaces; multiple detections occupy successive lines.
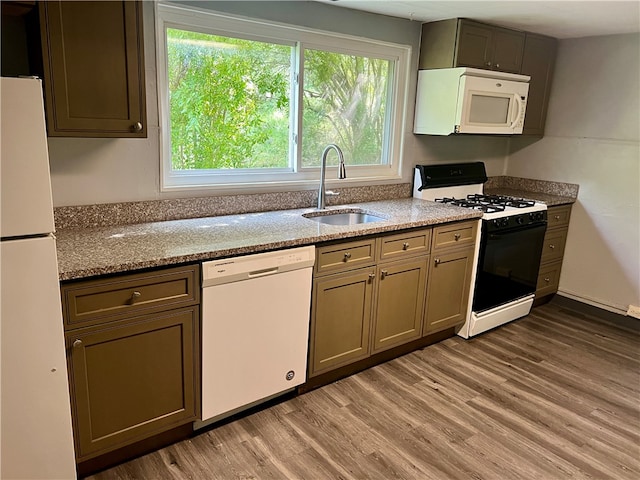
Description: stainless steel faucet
xmin=317 ymin=144 xmax=346 ymax=210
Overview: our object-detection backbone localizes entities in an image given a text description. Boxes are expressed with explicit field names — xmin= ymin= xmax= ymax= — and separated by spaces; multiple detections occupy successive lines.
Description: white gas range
xmin=414 ymin=163 xmax=548 ymax=338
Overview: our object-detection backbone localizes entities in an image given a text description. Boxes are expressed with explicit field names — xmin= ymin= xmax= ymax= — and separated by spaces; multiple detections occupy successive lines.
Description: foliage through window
xmin=157 ymin=4 xmax=409 ymax=190
xmin=168 ymin=30 xmax=291 ymax=170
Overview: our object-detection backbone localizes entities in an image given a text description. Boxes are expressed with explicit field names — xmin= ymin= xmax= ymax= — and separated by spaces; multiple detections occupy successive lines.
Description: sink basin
xmin=303 ymin=210 xmax=385 ymax=226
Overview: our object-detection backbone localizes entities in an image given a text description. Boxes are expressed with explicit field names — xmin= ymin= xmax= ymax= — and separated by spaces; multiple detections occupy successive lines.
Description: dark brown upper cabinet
xmin=457 ymin=20 xmax=525 ymax=73
xmin=419 ymin=19 xmax=525 ymax=74
xmin=521 ymin=33 xmax=558 ymax=136
xmin=39 ymin=1 xmax=146 ymax=137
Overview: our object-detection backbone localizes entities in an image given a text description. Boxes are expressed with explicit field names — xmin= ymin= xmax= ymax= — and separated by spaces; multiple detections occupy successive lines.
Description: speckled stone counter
xmin=56 ymin=198 xmax=482 ymax=281
xmin=485 ymin=176 xmax=578 ymax=206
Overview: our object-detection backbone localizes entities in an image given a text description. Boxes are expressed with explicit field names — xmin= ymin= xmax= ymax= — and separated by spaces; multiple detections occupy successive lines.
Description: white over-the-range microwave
xmin=413 ymin=67 xmax=530 ymax=135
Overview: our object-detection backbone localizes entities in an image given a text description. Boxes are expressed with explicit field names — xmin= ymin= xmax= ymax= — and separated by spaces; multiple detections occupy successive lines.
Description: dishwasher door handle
xmin=248 ymin=267 xmax=279 ymax=278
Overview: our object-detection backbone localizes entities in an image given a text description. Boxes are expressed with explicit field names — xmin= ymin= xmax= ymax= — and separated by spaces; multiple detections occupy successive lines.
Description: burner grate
xmin=468 ymin=194 xmax=535 ymax=209
xmin=435 ymin=197 xmax=506 ymax=214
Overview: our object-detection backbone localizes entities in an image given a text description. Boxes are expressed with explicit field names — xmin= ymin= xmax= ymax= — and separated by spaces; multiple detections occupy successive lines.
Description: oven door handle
xmin=487 ymin=223 xmax=547 ymax=238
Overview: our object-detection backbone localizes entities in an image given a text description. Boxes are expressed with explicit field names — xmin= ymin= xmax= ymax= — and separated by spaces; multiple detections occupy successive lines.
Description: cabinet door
xmin=67 ymin=307 xmax=198 ymax=460
xmin=309 ymin=268 xmax=374 ymax=376
xmin=456 ymin=21 xmax=493 ymax=69
xmin=521 ymin=33 xmax=557 ymax=135
xmin=39 ymin=0 xmax=146 ymax=137
xmin=491 ymin=27 xmax=525 ymax=73
xmin=424 ymin=247 xmax=474 ymax=334
xmin=372 ymin=257 xmax=428 ymax=354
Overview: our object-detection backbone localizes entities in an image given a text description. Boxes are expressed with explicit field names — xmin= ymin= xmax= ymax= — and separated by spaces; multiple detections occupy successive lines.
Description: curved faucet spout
xmin=318 ymin=144 xmax=346 ymax=210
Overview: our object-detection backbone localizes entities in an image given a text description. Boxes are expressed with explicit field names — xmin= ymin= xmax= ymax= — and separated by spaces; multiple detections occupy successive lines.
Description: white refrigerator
xmin=1 ymin=77 xmax=76 ymax=479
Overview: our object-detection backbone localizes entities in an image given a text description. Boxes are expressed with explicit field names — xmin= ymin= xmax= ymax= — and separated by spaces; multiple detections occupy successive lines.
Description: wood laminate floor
xmin=87 ymin=302 xmax=640 ymax=479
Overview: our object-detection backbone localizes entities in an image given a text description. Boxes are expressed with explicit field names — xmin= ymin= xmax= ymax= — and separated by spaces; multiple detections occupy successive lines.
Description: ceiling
xmin=315 ymin=1 xmax=640 ymax=39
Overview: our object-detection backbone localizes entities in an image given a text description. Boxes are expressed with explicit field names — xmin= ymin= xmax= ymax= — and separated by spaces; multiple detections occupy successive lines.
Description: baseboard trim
xmin=551 ymin=294 xmax=640 ymax=331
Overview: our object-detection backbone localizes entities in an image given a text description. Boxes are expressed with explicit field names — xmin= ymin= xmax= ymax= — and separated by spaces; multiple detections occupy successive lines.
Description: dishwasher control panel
xmin=202 ymin=245 xmax=315 ymax=286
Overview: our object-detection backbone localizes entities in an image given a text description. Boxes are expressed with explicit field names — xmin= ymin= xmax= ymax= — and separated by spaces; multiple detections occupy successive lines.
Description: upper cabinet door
xmin=521 ymin=33 xmax=558 ymax=135
xmin=456 ymin=20 xmax=524 ymax=73
xmin=39 ymin=1 xmax=146 ymax=137
xmin=456 ymin=21 xmax=493 ymax=69
xmin=491 ymin=27 xmax=525 ymax=73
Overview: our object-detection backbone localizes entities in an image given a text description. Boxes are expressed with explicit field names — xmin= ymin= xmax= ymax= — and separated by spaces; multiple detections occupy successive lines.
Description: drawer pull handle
xmin=454 ymin=233 xmax=461 ymax=241
xmin=402 ymin=242 xmax=410 ymax=250
xmin=368 ymin=273 xmax=376 ymax=280
xmin=434 ymin=258 xmax=441 ymax=265
xmin=343 ymin=252 xmax=352 ymax=261
xmin=72 ymin=339 xmax=82 ymax=348
xmin=544 ymin=277 xmax=551 ymax=283
xmin=549 ymin=244 xmax=555 ymax=249
xmin=381 ymin=270 xmax=388 ymax=279
xmin=130 ymin=291 xmax=142 ymax=302
xmin=554 ymin=215 xmax=561 ymax=220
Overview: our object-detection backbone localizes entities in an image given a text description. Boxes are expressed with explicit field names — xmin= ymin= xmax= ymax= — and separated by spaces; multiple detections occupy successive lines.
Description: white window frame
xmin=156 ymin=2 xmax=410 ymax=193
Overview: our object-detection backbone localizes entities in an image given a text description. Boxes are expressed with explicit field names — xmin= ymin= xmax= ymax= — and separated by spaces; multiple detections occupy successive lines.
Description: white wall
xmin=507 ymin=33 xmax=640 ymax=315
xmin=47 ymin=1 xmax=509 ymax=207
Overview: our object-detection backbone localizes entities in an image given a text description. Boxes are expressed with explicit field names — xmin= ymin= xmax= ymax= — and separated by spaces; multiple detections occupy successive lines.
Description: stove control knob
xmin=516 ymin=216 xmax=525 ymax=225
xmin=493 ymin=219 xmax=501 ymax=227
xmin=501 ymin=218 xmax=510 ymax=227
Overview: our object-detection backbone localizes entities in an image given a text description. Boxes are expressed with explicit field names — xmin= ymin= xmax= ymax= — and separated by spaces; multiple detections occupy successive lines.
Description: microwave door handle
xmin=510 ymin=95 xmax=524 ymax=128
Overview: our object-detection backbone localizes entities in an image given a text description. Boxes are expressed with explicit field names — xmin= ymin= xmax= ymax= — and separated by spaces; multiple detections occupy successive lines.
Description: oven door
xmin=472 ymin=222 xmax=546 ymax=313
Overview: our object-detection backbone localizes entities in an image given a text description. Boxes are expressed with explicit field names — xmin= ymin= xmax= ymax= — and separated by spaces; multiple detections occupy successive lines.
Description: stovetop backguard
xmin=414 ymin=162 xmax=488 ymax=192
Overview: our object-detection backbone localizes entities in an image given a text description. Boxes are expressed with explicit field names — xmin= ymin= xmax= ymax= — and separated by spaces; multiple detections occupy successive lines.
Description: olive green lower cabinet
xmin=535 ymin=204 xmax=572 ymax=301
xmin=372 ymin=257 xmax=428 ymax=353
xmin=310 ymin=267 xmax=375 ymax=374
xmin=309 ymin=222 xmax=477 ymax=381
xmin=309 ymin=229 xmax=432 ymax=377
xmin=61 ymin=264 xmax=200 ymax=463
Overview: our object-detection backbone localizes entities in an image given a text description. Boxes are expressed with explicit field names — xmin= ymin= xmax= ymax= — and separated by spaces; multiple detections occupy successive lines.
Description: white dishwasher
xmin=198 ymin=245 xmax=315 ymax=426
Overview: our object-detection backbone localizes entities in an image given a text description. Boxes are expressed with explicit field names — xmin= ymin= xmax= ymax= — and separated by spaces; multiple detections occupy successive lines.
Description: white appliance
xmin=1 ymin=77 xmax=77 ymax=478
xmin=197 ymin=246 xmax=315 ymax=427
xmin=414 ymin=163 xmax=547 ymax=338
xmin=414 ymin=67 xmax=530 ymax=135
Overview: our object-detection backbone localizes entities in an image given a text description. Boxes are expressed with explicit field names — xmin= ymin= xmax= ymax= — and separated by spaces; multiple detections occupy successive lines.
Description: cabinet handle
xmin=554 ymin=215 xmax=561 ymax=220
xmin=434 ymin=258 xmax=441 ymax=265
xmin=486 ymin=61 xmax=492 ymax=67
xmin=72 ymin=339 xmax=82 ymax=348
xmin=454 ymin=233 xmax=461 ymax=241
xmin=368 ymin=273 xmax=376 ymax=281
xmin=544 ymin=277 xmax=551 ymax=283
xmin=402 ymin=242 xmax=410 ymax=250
xmin=495 ymin=64 xmax=500 ymax=69
xmin=130 ymin=291 xmax=142 ymax=303
xmin=343 ymin=252 xmax=352 ymax=261
xmin=381 ymin=270 xmax=388 ymax=279
xmin=549 ymin=244 xmax=555 ymax=250
xmin=132 ymin=122 xmax=143 ymax=133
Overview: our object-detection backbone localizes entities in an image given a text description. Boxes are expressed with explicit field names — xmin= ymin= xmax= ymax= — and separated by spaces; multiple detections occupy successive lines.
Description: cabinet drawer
xmin=432 ymin=220 xmax=478 ymax=252
xmin=540 ymin=227 xmax=568 ymax=264
xmin=61 ymin=264 xmax=200 ymax=329
xmin=536 ymin=261 xmax=562 ymax=297
xmin=315 ymin=239 xmax=376 ymax=275
xmin=547 ymin=205 xmax=572 ymax=228
xmin=377 ymin=228 xmax=431 ymax=262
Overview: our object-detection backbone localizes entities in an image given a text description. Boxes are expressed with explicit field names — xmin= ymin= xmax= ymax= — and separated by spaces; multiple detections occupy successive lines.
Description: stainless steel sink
xmin=303 ymin=210 xmax=385 ymax=226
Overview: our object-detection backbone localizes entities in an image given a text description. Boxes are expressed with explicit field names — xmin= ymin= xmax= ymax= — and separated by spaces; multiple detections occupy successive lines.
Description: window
xmin=156 ymin=3 xmax=410 ymax=192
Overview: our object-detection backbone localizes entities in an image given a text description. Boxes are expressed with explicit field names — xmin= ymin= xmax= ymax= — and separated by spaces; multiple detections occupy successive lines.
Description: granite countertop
xmin=56 ymin=198 xmax=482 ymax=281
xmin=484 ymin=188 xmax=576 ymax=206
